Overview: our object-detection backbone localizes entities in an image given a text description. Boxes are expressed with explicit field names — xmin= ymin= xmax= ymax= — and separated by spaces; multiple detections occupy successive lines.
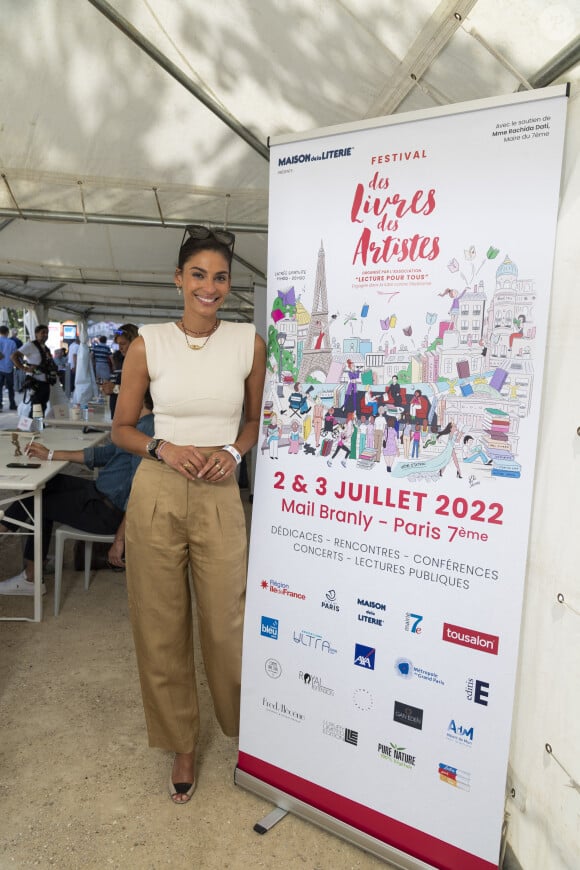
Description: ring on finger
xmin=183 ymin=462 xmax=192 ymax=470
xmin=219 ymin=468 xmax=225 ymax=476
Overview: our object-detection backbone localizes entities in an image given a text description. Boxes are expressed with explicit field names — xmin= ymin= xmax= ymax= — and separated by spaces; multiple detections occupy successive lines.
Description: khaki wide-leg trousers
xmin=125 ymin=460 xmax=247 ymax=753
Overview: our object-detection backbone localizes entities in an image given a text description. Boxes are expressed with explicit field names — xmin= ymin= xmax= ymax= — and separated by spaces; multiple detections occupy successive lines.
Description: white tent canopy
xmin=0 ymin=0 xmax=578 ymax=324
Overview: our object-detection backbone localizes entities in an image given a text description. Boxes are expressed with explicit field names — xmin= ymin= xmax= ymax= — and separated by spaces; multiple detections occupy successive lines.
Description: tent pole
xmin=86 ymin=0 xmax=269 ymax=161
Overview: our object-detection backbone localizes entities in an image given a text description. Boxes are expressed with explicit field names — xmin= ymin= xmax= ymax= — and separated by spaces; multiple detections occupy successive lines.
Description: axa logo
xmin=354 ymin=643 xmax=375 ymax=670
xmin=442 ymin=622 xmax=499 ymax=655
xmin=260 ymin=616 xmax=279 ymax=640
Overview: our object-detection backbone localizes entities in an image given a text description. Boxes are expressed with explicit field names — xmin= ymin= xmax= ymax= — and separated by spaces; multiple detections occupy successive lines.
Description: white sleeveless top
xmin=140 ymin=321 xmax=256 ymax=446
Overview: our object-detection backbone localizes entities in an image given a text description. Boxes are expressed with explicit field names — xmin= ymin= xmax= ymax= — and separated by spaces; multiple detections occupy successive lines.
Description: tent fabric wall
xmin=505 ymin=88 xmax=580 ymax=870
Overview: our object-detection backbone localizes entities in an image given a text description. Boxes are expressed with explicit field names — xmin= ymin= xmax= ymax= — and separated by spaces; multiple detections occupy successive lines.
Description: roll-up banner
xmin=237 ymin=86 xmax=568 ymax=869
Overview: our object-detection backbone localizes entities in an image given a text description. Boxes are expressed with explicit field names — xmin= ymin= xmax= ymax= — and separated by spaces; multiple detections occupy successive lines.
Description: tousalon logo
xmin=278 ymin=146 xmax=353 ymax=168
xmin=443 ymin=622 xmax=499 ymax=655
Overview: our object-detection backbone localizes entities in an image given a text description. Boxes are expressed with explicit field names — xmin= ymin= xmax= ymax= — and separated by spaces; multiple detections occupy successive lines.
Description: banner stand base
xmin=234 ymin=767 xmax=437 ymax=870
xmin=253 ymin=806 xmax=288 ymax=834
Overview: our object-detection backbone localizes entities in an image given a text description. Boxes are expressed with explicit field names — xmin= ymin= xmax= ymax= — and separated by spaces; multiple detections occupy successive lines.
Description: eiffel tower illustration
xmin=299 ymin=241 xmax=333 ymax=382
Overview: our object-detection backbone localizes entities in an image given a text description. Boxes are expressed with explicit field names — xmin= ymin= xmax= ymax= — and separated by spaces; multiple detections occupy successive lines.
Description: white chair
xmin=54 ymin=525 xmax=115 ymax=616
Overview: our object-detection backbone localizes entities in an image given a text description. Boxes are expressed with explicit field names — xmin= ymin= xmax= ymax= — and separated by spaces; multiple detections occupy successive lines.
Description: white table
xmin=45 ymin=402 xmax=112 ymax=430
xmin=0 ymin=428 xmax=108 ymax=622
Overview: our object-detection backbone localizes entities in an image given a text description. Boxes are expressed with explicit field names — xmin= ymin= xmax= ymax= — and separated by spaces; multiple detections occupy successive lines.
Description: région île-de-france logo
xmin=322 ymin=720 xmax=358 ymax=746
xmin=405 ymin=612 xmax=423 ymax=634
xmin=465 ymin=677 xmax=490 ymax=706
xmin=260 ymin=616 xmax=279 ymax=640
xmin=354 ymin=643 xmax=376 ymax=670
xmin=438 ymin=763 xmax=471 ymax=792
xmin=393 ymin=700 xmax=423 ymax=730
xmin=443 ymin=623 xmax=499 ymax=655
xmin=260 ymin=578 xmax=306 ymax=601
xmin=264 ymin=658 xmax=282 ymax=679
xmin=446 ymin=719 xmax=475 ymax=748
xmin=293 ymin=629 xmax=337 ymax=654
xmin=378 ymin=741 xmax=416 ymax=770
xmin=394 ymin=657 xmax=445 ymax=686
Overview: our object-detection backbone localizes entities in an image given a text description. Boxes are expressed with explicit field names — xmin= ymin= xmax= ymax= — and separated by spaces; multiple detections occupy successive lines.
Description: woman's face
xmin=176 ymin=249 xmax=231 ymax=320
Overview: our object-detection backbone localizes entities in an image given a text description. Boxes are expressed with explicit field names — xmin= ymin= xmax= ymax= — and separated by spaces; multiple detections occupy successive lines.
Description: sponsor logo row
xmin=261 ymin=616 xmax=499 ymax=663
xmin=266 ymin=657 xmax=490 ymax=710
xmin=260 ymin=584 xmax=500 ymax=656
xmin=261 ymin=694 xmax=474 ymax=790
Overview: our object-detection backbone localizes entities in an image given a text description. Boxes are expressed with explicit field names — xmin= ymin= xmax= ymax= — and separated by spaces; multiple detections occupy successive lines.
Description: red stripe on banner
xmin=237 ymin=751 xmax=497 ymax=870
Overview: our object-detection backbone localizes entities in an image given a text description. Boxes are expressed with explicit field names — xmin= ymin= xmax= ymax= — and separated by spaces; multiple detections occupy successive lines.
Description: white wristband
xmin=221 ymin=444 xmax=241 ymax=465
xmin=47 ymin=450 xmax=54 ymax=462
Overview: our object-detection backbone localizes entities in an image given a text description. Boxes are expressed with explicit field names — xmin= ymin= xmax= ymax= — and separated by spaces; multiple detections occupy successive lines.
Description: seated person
xmin=364 ymin=387 xmax=380 ymax=416
xmin=462 ymin=434 xmax=492 ymax=465
xmin=0 ymin=391 xmax=154 ymax=596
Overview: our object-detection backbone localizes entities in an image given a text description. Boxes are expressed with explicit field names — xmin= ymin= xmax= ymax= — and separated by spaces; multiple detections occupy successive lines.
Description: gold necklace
xmin=180 ymin=320 xmax=219 ymax=351
xmin=180 ymin=319 xmax=218 ymax=336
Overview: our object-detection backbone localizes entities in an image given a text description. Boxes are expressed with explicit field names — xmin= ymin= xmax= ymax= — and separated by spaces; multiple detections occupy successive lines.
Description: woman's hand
xmin=197 ymin=450 xmax=238 ymax=482
xmin=157 ymin=442 xmax=230 ymax=482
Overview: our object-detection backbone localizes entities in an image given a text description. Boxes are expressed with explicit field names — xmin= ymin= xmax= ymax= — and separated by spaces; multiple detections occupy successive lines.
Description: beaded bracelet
xmin=156 ymin=440 xmax=168 ymax=461
xmin=221 ymin=444 xmax=242 ymax=465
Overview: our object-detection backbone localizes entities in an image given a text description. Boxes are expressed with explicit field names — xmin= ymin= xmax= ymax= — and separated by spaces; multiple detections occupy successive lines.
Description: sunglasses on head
xmin=180 ymin=224 xmax=235 ymax=252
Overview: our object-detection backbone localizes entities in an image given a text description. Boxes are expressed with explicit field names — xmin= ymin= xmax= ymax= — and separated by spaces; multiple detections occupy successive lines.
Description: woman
xmin=112 ymin=226 xmax=266 ymax=804
xmin=382 ymin=416 xmax=399 ymax=472
xmin=267 ymin=412 xmax=282 ymax=458
xmin=312 ymin=395 xmax=324 ymax=448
